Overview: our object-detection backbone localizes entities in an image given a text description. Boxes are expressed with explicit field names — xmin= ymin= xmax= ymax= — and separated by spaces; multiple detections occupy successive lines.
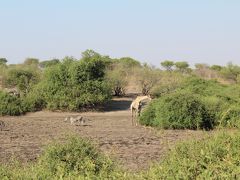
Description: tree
xmin=135 ymin=65 xmax=161 ymax=95
xmin=175 ymin=61 xmax=190 ymax=73
xmin=81 ymin=49 xmax=100 ymax=59
xmin=161 ymin=60 xmax=174 ymax=71
xmin=105 ymin=66 xmax=128 ymax=96
xmin=24 ymin=58 xmax=39 ymax=66
xmin=39 ymin=59 xmax=60 ymax=68
xmin=5 ymin=69 xmax=40 ymax=96
xmin=0 ymin=58 xmax=7 ymax=65
xmin=37 ymin=56 xmax=111 ymax=111
xmin=211 ymin=65 xmax=222 ymax=71
xmin=220 ymin=63 xmax=240 ymax=82
xmin=118 ymin=57 xmax=141 ymax=68
xmin=194 ymin=63 xmax=218 ymax=79
xmin=74 ymin=54 xmax=107 ymax=83
xmin=195 ymin=63 xmax=209 ymax=70
xmin=81 ymin=49 xmax=112 ymax=68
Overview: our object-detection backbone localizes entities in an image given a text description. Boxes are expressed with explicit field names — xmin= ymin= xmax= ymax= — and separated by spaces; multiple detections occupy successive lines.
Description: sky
xmin=0 ymin=0 xmax=239 ymax=67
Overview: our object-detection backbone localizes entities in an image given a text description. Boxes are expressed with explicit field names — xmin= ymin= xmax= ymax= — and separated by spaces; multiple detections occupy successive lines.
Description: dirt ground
xmin=0 ymin=97 xmax=206 ymax=171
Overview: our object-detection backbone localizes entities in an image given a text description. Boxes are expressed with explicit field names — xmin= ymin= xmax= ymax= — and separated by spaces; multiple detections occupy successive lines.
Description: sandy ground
xmin=0 ymin=97 xmax=206 ymax=171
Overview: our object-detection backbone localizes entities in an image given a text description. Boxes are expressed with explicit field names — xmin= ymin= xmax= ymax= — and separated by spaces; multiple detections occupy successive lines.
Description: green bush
xmin=1 ymin=133 xmax=240 ymax=179
xmin=180 ymin=77 xmax=225 ymax=96
xmin=142 ymin=131 xmax=240 ymax=179
xmin=4 ymin=68 xmax=40 ymax=96
xmin=38 ymin=137 xmax=116 ymax=178
xmin=145 ymin=77 xmax=240 ymax=129
xmin=138 ymin=101 xmax=157 ymax=126
xmin=140 ymin=91 xmax=213 ymax=130
xmin=105 ymin=66 xmax=128 ymax=96
xmin=0 ymin=91 xmax=26 ymax=116
xmin=201 ymin=96 xmax=227 ymax=126
xmin=30 ymin=56 xmax=112 ymax=111
xmin=219 ymin=106 xmax=240 ymax=128
xmin=23 ymin=91 xmax=47 ymax=112
xmin=0 ymin=137 xmax=122 ymax=179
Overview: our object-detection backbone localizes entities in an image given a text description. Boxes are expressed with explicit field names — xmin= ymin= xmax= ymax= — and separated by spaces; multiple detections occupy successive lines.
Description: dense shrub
xmin=0 ymin=137 xmax=123 ymax=179
xmin=38 ymin=137 xmax=116 ymax=178
xmin=105 ymin=66 xmax=128 ymax=96
xmin=180 ymin=77 xmax=240 ymax=103
xmin=134 ymin=65 xmax=161 ymax=95
xmin=219 ymin=106 xmax=240 ymax=128
xmin=1 ymin=133 xmax=240 ymax=179
xmin=180 ymin=77 xmax=225 ymax=96
xmin=4 ymin=68 xmax=40 ymax=96
xmin=150 ymin=71 xmax=185 ymax=97
xmin=23 ymin=91 xmax=47 ymax=112
xmin=0 ymin=91 xmax=26 ymax=116
xmin=144 ymin=77 xmax=240 ymax=129
xmin=140 ymin=91 xmax=214 ymax=130
xmin=142 ymin=132 xmax=240 ymax=179
xmin=138 ymin=101 xmax=157 ymax=126
xmin=39 ymin=59 xmax=60 ymax=68
xmin=31 ymin=56 xmax=112 ymax=111
xmin=201 ymin=96 xmax=227 ymax=126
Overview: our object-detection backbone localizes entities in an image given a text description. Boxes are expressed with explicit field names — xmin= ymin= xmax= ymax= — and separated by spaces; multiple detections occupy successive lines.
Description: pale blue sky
xmin=0 ymin=0 xmax=239 ymax=66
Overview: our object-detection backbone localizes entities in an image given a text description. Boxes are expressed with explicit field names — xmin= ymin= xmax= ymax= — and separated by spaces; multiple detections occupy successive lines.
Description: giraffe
xmin=130 ymin=95 xmax=152 ymax=126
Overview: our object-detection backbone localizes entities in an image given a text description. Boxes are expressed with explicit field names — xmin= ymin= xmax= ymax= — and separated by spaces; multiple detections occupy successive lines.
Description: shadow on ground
xmin=104 ymin=99 xmax=132 ymax=111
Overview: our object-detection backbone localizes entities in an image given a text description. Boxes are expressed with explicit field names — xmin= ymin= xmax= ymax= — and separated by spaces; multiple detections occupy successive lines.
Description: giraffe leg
xmin=136 ymin=111 xmax=138 ymax=126
xmin=132 ymin=110 xmax=134 ymax=126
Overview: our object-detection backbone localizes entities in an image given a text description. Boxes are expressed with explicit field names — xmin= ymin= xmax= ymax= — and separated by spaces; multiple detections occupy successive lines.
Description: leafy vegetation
xmin=140 ymin=91 xmax=214 ymax=129
xmin=0 ymin=50 xmax=114 ymax=115
xmin=141 ymin=131 xmax=240 ymax=179
xmin=5 ymin=68 xmax=40 ymax=96
xmin=141 ymin=77 xmax=240 ymax=129
xmin=106 ymin=65 xmax=128 ymax=96
xmin=0 ymin=137 xmax=123 ymax=179
xmin=0 ymin=91 xmax=26 ymax=116
xmin=1 ymin=50 xmax=240 ymax=133
xmin=1 ymin=132 xmax=240 ymax=179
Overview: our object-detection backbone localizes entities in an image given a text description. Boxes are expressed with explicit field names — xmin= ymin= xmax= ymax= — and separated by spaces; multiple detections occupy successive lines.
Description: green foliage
xmin=38 ymin=137 xmax=115 ymax=178
xmin=142 ymin=132 xmax=240 ymax=179
xmin=0 ymin=91 xmax=26 ymax=116
xmin=150 ymin=71 xmax=185 ymax=97
xmin=140 ymin=91 xmax=213 ymax=130
xmin=220 ymin=63 xmax=240 ymax=82
xmin=220 ymin=106 xmax=240 ymax=128
xmin=1 ymin=133 xmax=240 ymax=179
xmin=195 ymin=63 xmax=209 ymax=69
xmin=201 ymin=96 xmax=227 ymax=125
xmin=23 ymin=90 xmax=47 ymax=112
xmin=211 ymin=64 xmax=223 ymax=71
xmin=160 ymin=60 xmax=174 ymax=71
xmin=180 ymin=77 xmax=225 ymax=96
xmin=106 ymin=66 xmax=128 ymax=96
xmin=72 ymin=56 xmax=106 ymax=83
xmin=23 ymin=58 xmax=39 ymax=66
xmin=118 ymin=57 xmax=141 ymax=68
xmin=135 ymin=65 xmax=161 ymax=95
xmin=175 ymin=61 xmax=190 ymax=73
xmin=0 ymin=58 xmax=7 ymax=65
xmin=142 ymin=77 xmax=240 ymax=129
xmin=81 ymin=49 xmax=112 ymax=67
xmin=39 ymin=59 xmax=60 ymax=68
xmin=0 ymin=136 xmax=123 ymax=179
xmin=138 ymin=101 xmax=157 ymax=126
xmin=35 ymin=56 xmax=111 ymax=111
xmin=0 ymin=50 xmax=113 ymax=115
xmin=5 ymin=68 xmax=40 ymax=96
